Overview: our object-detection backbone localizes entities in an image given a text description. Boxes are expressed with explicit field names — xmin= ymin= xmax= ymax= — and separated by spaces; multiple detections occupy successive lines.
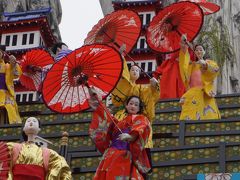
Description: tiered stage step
xmin=0 ymin=93 xmax=240 ymax=179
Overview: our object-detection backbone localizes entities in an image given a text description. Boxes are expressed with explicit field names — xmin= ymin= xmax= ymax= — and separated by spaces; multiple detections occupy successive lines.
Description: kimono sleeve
xmin=179 ymin=49 xmax=191 ymax=89
xmin=129 ymin=115 xmax=151 ymax=174
xmin=89 ymin=102 xmax=114 ymax=154
xmin=47 ymin=149 xmax=72 ymax=180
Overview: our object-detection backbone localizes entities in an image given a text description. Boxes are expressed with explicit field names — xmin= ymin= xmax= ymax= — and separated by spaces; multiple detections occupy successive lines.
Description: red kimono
xmin=89 ymin=103 xmax=151 ymax=180
xmin=154 ymin=52 xmax=185 ymax=99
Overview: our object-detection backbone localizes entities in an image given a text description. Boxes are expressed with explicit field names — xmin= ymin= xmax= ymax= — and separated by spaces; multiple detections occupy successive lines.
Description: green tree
xmin=197 ymin=17 xmax=235 ymax=70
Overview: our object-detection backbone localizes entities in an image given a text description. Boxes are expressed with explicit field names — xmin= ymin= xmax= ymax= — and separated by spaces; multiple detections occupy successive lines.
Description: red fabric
xmin=13 ymin=164 xmax=45 ymax=180
xmin=146 ymin=1 xmax=203 ymax=53
xmin=89 ymin=102 xmax=151 ymax=179
xmin=154 ymin=52 xmax=185 ymax=99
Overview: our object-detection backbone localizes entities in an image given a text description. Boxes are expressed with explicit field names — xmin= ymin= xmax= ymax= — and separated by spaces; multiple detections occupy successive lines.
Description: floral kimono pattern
xmin=0 ymin=59 xmax=22 ymax=124
xmin=89 ymin=102 xmax=151 ymax=180
xmin=179 ymin=50 xmax=221 ymax=120
xmin=111 ymin=57 xmax=159 ymax=148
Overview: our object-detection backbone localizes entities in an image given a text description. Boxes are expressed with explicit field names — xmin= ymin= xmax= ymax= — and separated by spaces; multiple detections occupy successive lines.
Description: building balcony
xmin=131 ymin=47 xmax=152 ymax=54
xmin=112 ymin=0 xmax=160 ymax=7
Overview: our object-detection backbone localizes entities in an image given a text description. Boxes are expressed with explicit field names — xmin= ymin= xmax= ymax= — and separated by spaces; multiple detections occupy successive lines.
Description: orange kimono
xmin=89 ymin=103 xmax=151 ymax=180
xmin=154 ymin=52 xmax=185 ymax=99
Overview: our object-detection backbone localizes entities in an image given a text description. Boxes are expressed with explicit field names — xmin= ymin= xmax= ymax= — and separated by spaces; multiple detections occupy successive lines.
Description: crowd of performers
xmin=86 ymin=35 xmax=221 ymax=179
xmin=0 ymin=34 xmax=221 ymax=179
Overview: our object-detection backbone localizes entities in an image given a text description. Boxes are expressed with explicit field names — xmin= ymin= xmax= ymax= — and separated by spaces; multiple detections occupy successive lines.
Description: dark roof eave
xmin=3 ymin=8 xmax=51 ymax=18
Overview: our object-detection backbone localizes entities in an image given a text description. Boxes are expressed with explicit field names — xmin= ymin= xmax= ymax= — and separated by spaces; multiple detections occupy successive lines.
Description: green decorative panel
xmin=221 ymin=108 xmax=240 ymax=118
xmin=21 ymin=114 xmax=59 ymax=122
xmin=0 ymin=123 xmax=89 ymax=138
xmin=155 ymin=96 xmax=240 ymax=111
xmin=186 ymin=121 xmax=240 ymax=133
xmin=18 ymin=103 xmax=49 ymax=112
xmin=152 ymin=148 xmax=218 ymax=163
xmin=44 ymin=136 xmax=94 ymax=148
xmin=153 ymin=138 xmax=179 ymax=148
xmin=155 ymin=112 xmax=179 ymax=122
xmin=68 ymin=136 xmax=94 ymax=147
xmin=226 ymin=146 xmax=240 ymax=158
xmin=71 ymin=157 xmax=100 ymax=169
xmin=185 ymin=136 xmax=240 ymax=146
xmin=150 ymin=164 xmax=220 ymax=180
xmin=226 ymin=162 xmax=240 ymax=172
xmin=156 ymin=101 xmax=180 ymax=111
xmin=153 ymin=124 xmax=179 ymax=133
xmin=63 ymin=112 xmax=92 ymax=121
xmin=0 ymin=127 xmax=21 ymax=136
xmin=72 ymin=173 xmax=94 ymax=180
xmin=154 ymin=108 xmax=240 ymax=122
xmin=216 ymin=96 xmax=240 ymax=106
xmin=41 ymin=123 xmax=90 ymax=134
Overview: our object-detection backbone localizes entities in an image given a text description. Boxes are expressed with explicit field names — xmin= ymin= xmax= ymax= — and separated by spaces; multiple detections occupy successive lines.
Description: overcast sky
xmin=59 ymin=1 xmax=104 ymax=50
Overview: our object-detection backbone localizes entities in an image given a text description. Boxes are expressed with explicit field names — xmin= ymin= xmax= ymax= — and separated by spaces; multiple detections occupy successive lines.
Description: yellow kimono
xmin=111 ymin=58 xmax=160 ymax=148
xmin=0 ymin=59 xmax=22 ymax=124
xmin=7 ymin=142 xmax=72 ymax=179
xmin=179 ymin=50 xmax=221 ymax=120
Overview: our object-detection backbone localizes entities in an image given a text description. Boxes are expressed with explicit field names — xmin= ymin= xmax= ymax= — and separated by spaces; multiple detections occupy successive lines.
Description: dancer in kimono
xmin=7 ymin=117 xmax=72 ymax=179
xmin=0 ymin=45 xmax=22 ymax=124
xmin=88 ymin=90 xmax=151 ymax=180
xmin=111 ymin=54 xmax=159 ymax=148
xmin=179 ymin=35 xmax=221 ymax=120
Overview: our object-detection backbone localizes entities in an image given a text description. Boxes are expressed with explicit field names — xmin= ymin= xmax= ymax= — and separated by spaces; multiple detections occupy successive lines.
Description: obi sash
xmin=110 ymin=129 xmax=130 ymax=150
xmin=13 ymin=164 xmax=45 ymax=180
xmin=0 ymin=73 xmax=7 ymax=90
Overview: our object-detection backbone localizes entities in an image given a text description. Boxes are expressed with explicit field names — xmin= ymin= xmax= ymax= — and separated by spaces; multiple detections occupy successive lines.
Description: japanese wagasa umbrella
xmin=146 ymin=1 xmax=204 ymax=54
xmin=19 ymin=49 xmax=54 ymax=92
xmin=178 ymin=0 xmax=220 ymax=15
xmin=0 ymin=142 xmax=10 ymax=179
xmin=84 ymin=9 xmax=141 ymax=54
xmin=42 ymin=44 xmax=123 ymax=114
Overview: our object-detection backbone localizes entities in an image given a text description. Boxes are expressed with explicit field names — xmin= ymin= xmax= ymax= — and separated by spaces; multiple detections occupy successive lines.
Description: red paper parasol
xmin=178 ymin=0 xmax=220 ymax=15
xmin=0 ymin=142 xmax=10 ymax=179
xmin=84 ymin=10 xmax=141 ymax=54
xmin=42 ymin=44 xmax=123 ymax=114
xmin=19 ymin=49 xmax=54 ymax=91
xmin=146 ymin=1 xmax=203 ymax=54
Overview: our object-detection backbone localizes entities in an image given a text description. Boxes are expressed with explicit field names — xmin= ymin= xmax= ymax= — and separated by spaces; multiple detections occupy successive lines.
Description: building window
xmin=15 ymin=91 xmax=38 ymax=103
xmin=148 ymin=62 xmax=153 ymax=71
xmin=139 ymin=14 xmax=144 ymax=24
xmin=5 ymin=35 xmax=10 ymax=46
xmin=29 ymin=33 xmax=34 ymax=44
xmin=12 ymin=35 xmax=17 ymax=46
xmin=139 ymin=11 xmax=155 ymax=26
xmin=16 ymin=94 xmax=21 ymax=102
xmin=28 ymin=94 xmax=33 ymax=102
xmin=141 ymin=63 xmax=145 ymax=70
xmin=146 ymin=14 xmax=151 ymax=25
xmin=22 ymin=34 xmax=27 ymax=45
xmin=140 ymin=39 xmax=145 ymax=49
xmin=136 ymin=36 xmax=147 ymax=49
xmin=22 ymin=94 xmax=27 ymax=102
xmin=127 ymin=60 xmax=156 ymax=72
